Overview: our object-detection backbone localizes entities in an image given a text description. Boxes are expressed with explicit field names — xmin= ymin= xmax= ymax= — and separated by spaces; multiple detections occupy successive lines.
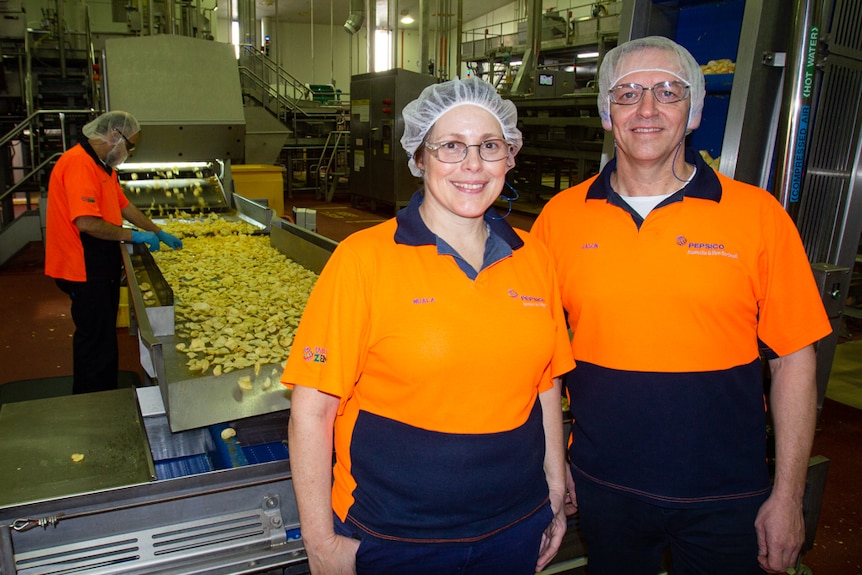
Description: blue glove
xmin=131 ymin=230 xmax=160 ymax=252
xmin=157 ymin=230 xmax=183 ymax=250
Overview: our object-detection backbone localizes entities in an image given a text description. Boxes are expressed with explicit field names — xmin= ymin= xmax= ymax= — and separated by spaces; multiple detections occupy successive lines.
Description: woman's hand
xmin=306 ymin=532 xmax=360 ymax=575
xmin=535 ymin=494 xmax=567 ymax=572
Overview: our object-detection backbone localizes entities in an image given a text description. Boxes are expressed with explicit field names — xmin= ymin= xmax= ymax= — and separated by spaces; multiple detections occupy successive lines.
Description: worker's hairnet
xmin=82 ymin=111 xmax=140 ymax=145
xmin=401 ymin=77 xmax=522 ymax=177
xmin=597 ymin=36 xmax=705 ymax=131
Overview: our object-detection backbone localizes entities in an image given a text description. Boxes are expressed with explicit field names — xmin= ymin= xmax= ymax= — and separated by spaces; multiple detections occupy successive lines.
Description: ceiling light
xmin=400 ymin=11 xmax=414 ymax=24
xmin=577 ymin=51 xmax=599 ymax=59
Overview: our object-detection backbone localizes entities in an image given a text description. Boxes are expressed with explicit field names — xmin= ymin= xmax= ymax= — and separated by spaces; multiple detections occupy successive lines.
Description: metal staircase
xmin=311 ymin=130 xmax=350 ymax=202
xmin=236 ymin=44 xmax=350 ymax=200
xmin=237 ymin=45 xmax=348 ymax=146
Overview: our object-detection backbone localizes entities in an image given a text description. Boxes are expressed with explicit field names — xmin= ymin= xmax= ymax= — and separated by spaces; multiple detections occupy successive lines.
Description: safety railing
xmin=238 ymin=65 xmax=310 ymax=121
xmin=0 ymin=109 xmax=94 ymax=229
xmin=311 ymin=130 xmax=350 ymax=202
xmin=239 ymin=44 xmax=313 ymax=102
xmin=460 ymin=0 xmax=622 ymax=63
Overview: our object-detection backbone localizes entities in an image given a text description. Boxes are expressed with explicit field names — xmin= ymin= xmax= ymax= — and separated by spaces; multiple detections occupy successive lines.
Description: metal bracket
xmin=762 ymin=51 xmax=787 ymax=67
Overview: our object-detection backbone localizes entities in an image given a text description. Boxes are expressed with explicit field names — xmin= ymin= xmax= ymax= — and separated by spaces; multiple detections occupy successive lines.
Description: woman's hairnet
xmin=401 ymin=77 xmax=522 ymax=177
xmin=82 ymin=111 xmax=140 ymax=145
xmin=597 ymin=36 xmax=705 ymax=131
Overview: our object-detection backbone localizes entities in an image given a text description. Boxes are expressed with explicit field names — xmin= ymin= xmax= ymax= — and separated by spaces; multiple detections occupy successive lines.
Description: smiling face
xmin=608 ymin=48 xmax=692 ymax=169
xmin=415 ymin=104 xmax=513 ymax=222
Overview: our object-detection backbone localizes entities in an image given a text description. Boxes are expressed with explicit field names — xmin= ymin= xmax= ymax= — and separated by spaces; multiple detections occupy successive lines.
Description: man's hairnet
xmin=82 ymin=111 xmax=140 ymax=145
xmin=401 ymin=77 xmax=522 ymax=177
xmin=597 ymin=36 xmax=705 ymax=131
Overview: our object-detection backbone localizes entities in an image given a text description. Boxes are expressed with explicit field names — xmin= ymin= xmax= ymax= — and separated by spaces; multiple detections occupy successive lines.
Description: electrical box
xmin=533 ymin=70 xmax=578 ymax=98
xmin=349 ymin=69 xmax=437 ymax=212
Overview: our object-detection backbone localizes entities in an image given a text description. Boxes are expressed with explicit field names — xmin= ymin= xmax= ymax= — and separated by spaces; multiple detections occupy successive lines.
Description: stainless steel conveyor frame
xmin=125 ymin=193 xmax=337 ymax=433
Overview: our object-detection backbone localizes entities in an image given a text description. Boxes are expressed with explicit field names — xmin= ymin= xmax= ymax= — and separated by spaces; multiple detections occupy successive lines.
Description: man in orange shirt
xmin=45 ymin=111 xmax=182 ymax=394
xmin=533 ymin=37 xmax=831 ymax=574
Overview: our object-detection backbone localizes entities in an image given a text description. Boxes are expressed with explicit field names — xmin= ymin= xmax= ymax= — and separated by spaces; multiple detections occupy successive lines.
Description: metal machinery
xmin=0 ymin=33 xmax=341 ymax=575
xmin=236 ymin=43 xmax=351 ymax=198
xmin=348 ymin=68 xmax=436 ymax=212
xmin=0 ymin=200 xmax=334 ymax=575
xmin=461 ymin=1 xmax=625 ymax=208
xmin=0 ymin=0 xmax=98 ymax=266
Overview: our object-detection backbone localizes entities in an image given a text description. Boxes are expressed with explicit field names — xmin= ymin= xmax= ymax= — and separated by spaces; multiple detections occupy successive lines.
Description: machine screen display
xmin=539 ymin=74 xmax=554 ymax=86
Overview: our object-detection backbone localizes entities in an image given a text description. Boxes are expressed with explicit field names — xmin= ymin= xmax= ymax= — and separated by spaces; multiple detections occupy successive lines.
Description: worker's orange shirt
xmin=45 ymin=143 xmax=129 ymax=281
xmin=532 ymin=149 xmax=833 ymax=506
xmin=282 ymin=192 xmax=574 ymax=541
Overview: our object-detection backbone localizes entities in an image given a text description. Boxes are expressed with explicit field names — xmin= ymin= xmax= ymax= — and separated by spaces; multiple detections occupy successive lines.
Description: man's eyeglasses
xmin=114 ymin=129 xmax=136 ymax=152
xmin=424 ymin=139 xmax=513 ymax=163
xmin=609 ymin=81 xmax=691 ymax=105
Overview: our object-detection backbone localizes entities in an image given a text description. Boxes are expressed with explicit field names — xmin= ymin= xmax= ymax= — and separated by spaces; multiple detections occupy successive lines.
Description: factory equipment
xmin=0 ymin=170 xmax=336 ymax=572
xmin=349 ymin=68 xmax=436 ymax=212
xmin=116 ymin=161 xmax=230 ymax=216
xmin=102 ymin=35 xmax=247 ymax=164
xmin=0 ymin=386 xmax=307 ymax=575
xmin=0 ymin=33 xmax=341 ymax=573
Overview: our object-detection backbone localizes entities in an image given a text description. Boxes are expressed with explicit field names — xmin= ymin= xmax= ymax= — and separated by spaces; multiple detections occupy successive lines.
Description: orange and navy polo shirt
xmin=532 ymin=148 xmax=832 ymax=506
xmin=282 ymin=191 xmax=574 ymax=541
xmin=45 ymin=140 xmax=129 ymax=282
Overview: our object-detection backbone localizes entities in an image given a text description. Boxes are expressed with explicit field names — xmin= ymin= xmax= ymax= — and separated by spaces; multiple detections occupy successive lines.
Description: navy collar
xmin=586 ymin=147 xmax=722 ymax=203
xmin=394 ymin=190 xmax=525 ymax=250
xmin=78 ymin=136 xmax=114 ymax=176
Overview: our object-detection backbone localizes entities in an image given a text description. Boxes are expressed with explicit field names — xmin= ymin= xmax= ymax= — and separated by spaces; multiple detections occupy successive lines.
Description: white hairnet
xmin=401 ymin=77 xmax=522 ymax=177
xmin=597 ymin=36 xmax=705 ymax=131
xmin=82 ymin=111 xmax=140 ymax=145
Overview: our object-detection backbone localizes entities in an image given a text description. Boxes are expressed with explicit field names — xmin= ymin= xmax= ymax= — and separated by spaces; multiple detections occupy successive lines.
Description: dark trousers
xmin=334 ymin=502 xmax=553 ymax=575
xmin=56 ymin=278 xmax=120 ymax=394
xmin=576 ymin=478 xmax=768 ymax=575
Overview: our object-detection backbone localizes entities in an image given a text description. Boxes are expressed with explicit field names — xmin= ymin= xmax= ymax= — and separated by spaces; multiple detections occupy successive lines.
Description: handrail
xmin=0 ymin=108 xmax=94 ymax=149
xmin=238 ymin=66 xmax=308 ymax=118
xmin=0 ymin=152 xmax=63 ymax=203
xmin=461 ymin=0 xmax=619 ymax=42
xmin=239 ymin=44 xmax=312 ymax=101
xmin=0 ymin=109 xmax=94 ymax=220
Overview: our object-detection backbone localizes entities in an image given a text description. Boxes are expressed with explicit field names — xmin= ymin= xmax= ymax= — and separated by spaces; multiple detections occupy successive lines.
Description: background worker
xmin=283 ymin=78 xmax=574 ymax=575
xmin=532 ymin=36 xmax=832 ymax=574
xmin=45 ymin=110 xmax=182 ymax=394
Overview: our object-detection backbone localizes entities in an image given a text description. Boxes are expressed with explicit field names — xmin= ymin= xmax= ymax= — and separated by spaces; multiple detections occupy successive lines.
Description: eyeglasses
xmin=114 ymin=129 xmax=136 ymax=152
xmin=609 ymin=81 xmax=691 ymax=105
xmin=424 ymin=139 xmax=513 ymax=163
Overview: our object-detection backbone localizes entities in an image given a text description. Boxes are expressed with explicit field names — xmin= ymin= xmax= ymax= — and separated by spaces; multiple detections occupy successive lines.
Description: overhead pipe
xmin=343 ymin=0 xmax=365 ymax=35
xmin=772 ymin=0 xmax=820 ymax=220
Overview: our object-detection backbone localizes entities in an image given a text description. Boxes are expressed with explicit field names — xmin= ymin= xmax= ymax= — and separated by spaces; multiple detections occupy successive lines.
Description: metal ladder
xmin=312 ymin=130 xmax=351 ymax=202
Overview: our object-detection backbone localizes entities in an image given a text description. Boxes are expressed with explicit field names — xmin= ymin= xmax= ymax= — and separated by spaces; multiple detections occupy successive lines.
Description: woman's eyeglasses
xmin=424 ymin=139 xmax=513 ymax=163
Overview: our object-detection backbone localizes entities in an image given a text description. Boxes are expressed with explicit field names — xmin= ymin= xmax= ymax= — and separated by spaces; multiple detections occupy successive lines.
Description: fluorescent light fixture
xmin=577 ymin=51 xmax=599 ymax=59
xmin=509 ymin=60 xmax=522 ymax=66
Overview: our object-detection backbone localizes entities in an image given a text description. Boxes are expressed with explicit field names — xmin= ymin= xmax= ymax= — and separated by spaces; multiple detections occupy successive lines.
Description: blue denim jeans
xmin=576 ymin=478 xmax=768 ymax=575
xmin=333 ymin=502 xmax=553 ymax=575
